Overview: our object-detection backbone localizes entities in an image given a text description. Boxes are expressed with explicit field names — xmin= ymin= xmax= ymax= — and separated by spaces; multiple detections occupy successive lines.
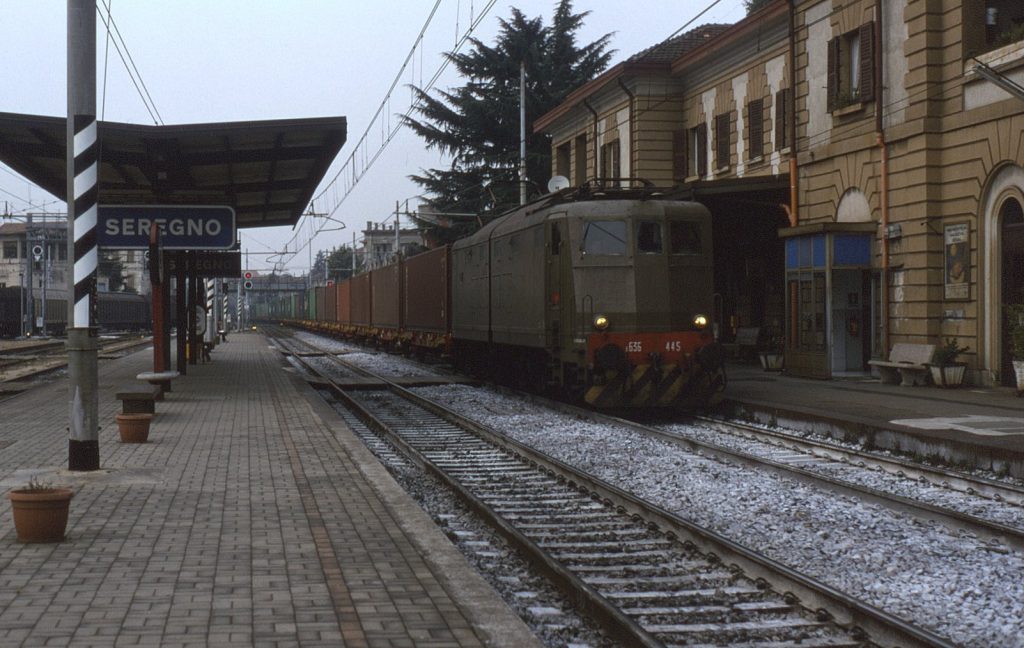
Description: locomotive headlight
xmin=692 ymin=314 xmax=709 ymax=329
xmin=593 ymin=314 xmax=610 ymax=331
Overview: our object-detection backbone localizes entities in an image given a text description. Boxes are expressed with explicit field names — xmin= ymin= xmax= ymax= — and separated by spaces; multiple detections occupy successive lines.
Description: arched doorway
xmin=1001 ymin=197 xmax=1024 ymax=383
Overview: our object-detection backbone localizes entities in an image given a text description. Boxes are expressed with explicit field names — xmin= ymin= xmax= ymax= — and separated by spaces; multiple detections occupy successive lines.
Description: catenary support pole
xmin=66 ymin=0 xmax=100 ymax=471
xmin=519 ymin=61 xmax=527 ymax=206
xmin=175 ymin=252 xmax=187 ymax=375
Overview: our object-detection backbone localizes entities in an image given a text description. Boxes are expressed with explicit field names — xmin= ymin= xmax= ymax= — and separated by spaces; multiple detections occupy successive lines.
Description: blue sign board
xmin=98 ymin=205 xmax=236 ymax=250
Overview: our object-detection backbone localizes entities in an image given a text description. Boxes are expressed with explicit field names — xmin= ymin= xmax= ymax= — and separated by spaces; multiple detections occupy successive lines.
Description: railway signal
xmin=243 ymin=271 xmax=253 ymax=290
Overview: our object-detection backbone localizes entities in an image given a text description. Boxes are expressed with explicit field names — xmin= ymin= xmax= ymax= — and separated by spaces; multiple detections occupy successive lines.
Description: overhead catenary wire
xmin=272 ymin=0 xmax=499 ymax=269
xmin=95 ymin=0 xmax=164 ymax=125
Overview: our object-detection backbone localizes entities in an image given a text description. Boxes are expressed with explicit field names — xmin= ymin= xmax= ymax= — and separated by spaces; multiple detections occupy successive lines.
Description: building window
xmin=715 ymin=113 xmax=730 ymax=170
xmin=2 ymin=241 xmax=17 ymax=259
xmin=983 ymin=1 xmax=1024 ymax=50
xmin=556 ymin=142 xmax=571 ymax=179
xmin=775 ymin=88 xmax=791 ymax=150
xmin=598 ymin=140 xmax=618 ymax=183
xmin=748 ymin=99 xmax=764 ymax=160
xmin=828 ymin=23 xmax=874 ymax=110
xmin=672 ymin=130 xmax=688 ymax=181
xmin=600 ymin=140 xmax=620 ymax=182
xmin=688 ymin=123 xmax=707 ymax=178
xmin=574 ymin=135 xmax=588 ymax=186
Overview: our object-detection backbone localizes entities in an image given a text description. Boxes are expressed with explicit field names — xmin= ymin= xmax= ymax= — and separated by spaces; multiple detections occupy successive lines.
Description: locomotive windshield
xmin=669 ymin=221 xmax=702 ymax=255
xmin=636 ymin=221 xmax=663 ymax=254
xmin=582 ymin=220 xmax=627 ymax=255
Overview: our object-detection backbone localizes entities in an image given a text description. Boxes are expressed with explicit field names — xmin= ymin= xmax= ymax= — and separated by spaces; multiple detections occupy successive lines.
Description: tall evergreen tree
xmin=744 ymin=0 xmax=775 ymax=14
xmin=403 ymin=0 xmax=612 ymax=244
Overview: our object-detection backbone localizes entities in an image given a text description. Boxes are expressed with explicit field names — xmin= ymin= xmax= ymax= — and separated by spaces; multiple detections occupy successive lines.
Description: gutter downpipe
xmin=788 ymin=0 xmax=799 ymax=227
xmin=617 ymin=78 xmax=635 ymax=186
xmin=875 ymin=0 xmax=890 ymax=354
xmin=584 ymin=98 xmax=600 ymax=182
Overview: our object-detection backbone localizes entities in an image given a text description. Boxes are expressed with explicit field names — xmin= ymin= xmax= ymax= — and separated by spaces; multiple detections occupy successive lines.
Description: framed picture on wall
xmin=944 ymin=223 xmax=969 ymax=300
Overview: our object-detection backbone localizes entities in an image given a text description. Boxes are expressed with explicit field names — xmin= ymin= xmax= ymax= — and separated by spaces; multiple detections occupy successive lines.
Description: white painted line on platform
xmin=891 ymin=415 xmax=1024 ymax=436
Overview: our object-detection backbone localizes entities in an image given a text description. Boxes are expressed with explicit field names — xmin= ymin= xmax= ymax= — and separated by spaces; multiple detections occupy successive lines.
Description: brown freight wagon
xmin=324 ymin=283 xmax=338 ymax=324
xmin=336 ymin=279 xmax=351 ymax=326
xmin=314 ymin=286 xmax=328 ymax=323
xmin=370 ymin=262 xmax=402 ymax=333
xmin=350 ymin=272 xmax=372 ymax=327
xmin=403 ymin=246 xmax=450 ymax=349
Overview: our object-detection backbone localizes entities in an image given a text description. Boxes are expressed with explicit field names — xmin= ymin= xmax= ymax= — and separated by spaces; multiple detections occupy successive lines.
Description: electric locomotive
xmin=451 ymin=184 xmax=725 ymax=408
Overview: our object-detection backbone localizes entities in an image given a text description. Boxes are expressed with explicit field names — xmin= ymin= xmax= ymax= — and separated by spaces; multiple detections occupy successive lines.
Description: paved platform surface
xmin=0 ymin=333 xmax=539 ymax=647
xmin=723 ymin=363 xmax=1024 ymax=473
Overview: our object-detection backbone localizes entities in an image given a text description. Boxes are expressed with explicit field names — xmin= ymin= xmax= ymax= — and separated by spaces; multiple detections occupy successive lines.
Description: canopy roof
xmin=0 ymin=112 xmax=346 ymax=229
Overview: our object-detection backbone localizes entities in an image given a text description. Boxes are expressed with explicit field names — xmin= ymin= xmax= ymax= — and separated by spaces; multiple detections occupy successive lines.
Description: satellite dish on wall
xmin=547 ymin=175 xmax=570 ymax=193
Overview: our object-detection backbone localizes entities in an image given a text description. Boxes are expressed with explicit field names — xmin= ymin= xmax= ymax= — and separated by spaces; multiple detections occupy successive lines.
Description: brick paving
xmin=0 ymin=333 xmax=539 ymax=647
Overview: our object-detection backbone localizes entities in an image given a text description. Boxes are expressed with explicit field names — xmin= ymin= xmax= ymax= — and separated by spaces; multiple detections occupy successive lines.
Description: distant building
xmin=360 ymin=220 xmax=424 ymax=270
xmin=0 ymin=219 xmax=146 ymax=294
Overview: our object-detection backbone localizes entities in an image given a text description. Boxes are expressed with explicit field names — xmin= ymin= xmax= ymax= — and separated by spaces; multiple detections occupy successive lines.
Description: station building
xmin=534 ymin=0 xmax=1024 ymax=385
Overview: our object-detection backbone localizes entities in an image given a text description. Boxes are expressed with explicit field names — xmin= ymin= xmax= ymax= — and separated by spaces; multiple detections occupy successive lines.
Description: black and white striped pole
xmin=66 ymin=0 xmax=100 ymax=471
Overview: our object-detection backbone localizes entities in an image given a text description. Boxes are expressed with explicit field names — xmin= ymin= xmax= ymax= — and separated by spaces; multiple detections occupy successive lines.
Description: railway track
xmin=461 ymin=382 xmax=1024 ymax=553
xmin=269 ymin=327 xmax=954 ymax=648
xmin=0 ymin=333 xmax=152 ymax=388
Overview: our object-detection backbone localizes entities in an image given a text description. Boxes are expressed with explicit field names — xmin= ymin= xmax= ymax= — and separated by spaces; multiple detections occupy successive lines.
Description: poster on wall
xmin=944 ymin=223 xmax=969 ymax=300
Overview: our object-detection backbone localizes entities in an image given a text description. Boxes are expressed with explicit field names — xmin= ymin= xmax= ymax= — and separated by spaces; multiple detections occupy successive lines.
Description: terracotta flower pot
xmin=8 ymin=488 xmax=73 ymax=543
xmin=116 ymin=413 xmax=152 ymax=443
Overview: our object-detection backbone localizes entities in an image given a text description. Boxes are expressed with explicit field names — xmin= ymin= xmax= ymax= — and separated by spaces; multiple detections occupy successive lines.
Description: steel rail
xmin=489 ymin=386 xmax=1024 ymax=552
xmin=693 ymin=414 xmax=1024 ymax=507
xmin=270 ymin=328 xmax=956 ymax=648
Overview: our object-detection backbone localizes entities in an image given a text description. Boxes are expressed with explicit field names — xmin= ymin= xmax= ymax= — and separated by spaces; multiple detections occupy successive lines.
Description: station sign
xmin=98 ymin=205 xmax=235 ymax=250
xmin=165 ymin=251 xmax=242 ymax=278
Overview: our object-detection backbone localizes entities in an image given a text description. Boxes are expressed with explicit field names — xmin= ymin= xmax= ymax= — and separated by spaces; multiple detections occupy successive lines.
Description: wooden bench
xmin=728 ymin=326 xmax=764 ymax=363
xmin=868 ymin=343 xmax=936 ymax=386
xmin=115 ymin=383 xmax=161 ymax=415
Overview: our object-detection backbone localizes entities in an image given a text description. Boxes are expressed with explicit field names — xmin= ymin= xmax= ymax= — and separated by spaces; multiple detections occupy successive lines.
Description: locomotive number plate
xmin=625 ymin=340 xmax=643 ymax=353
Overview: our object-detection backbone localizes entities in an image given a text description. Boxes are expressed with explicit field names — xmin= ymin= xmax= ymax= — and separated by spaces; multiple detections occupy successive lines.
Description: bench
xmin=137 ymin=371 xmax=180 ymax=400
xmin=115 ymin=384 xmax=161 ymax=415
xmin=868 ymin=343 xmax=936 ymax=386
xmin=725 ymin=326 xmax=764 ymax=363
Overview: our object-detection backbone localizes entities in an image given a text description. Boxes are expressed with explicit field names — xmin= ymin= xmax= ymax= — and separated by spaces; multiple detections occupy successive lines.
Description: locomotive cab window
xmin=636 ymin=221 xmax=663 ymax=254
xmin=582 ymin=220 xmax=627 ymax=255
xmin=669 ymin=221 xmax=702 ymax=254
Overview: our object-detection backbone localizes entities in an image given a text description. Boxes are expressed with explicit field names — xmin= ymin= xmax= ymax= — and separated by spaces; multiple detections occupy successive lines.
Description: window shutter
xmin=775 ymin=88 xmax=789 ymax=150
xmin=672 ymin=130 xmax=687 ymax=181
xmin=715 ymin=113 xmax=730 ymax=169
xmin=827 ymin=37 xmax=839 ymax=112
xmin=859 ymin=22 xmax=875 ymax=102
xmin=749 ymin=99 xmax=764 ymax=159
xmin=696 ymin=123 xmax=708 ymax=177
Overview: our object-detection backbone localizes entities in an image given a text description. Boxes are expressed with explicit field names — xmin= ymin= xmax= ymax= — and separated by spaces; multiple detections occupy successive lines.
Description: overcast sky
xmin=2 ymin=1 xmax=749 ymax=273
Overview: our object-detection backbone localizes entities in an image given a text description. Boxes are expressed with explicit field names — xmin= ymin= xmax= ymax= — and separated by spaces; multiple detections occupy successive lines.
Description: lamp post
xmin=18 ymin=271 xmax=24 ymax=338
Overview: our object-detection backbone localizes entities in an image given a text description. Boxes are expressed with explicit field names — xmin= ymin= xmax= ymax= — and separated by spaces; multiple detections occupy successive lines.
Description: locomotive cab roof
xmin=452 ymin=180 xmax=705 ymax=251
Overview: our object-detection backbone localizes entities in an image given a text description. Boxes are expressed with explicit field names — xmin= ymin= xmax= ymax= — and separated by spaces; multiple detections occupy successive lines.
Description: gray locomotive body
xmin=450 ymin=189 xmax=725 ymax=407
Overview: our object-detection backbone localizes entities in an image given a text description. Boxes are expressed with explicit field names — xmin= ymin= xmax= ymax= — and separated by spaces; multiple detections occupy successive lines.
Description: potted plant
xmin=927 ymin=337 xmax=969 ymax=388
xmin=758 ymin=328 xmax=785 ymax=371
xmin=8 ymin=476 xmax=73 ymax=543
xmin=1006 ymin=304 xmax=1024 ymax=394
xmin=115 ymin=413 xmax=153 ymax=443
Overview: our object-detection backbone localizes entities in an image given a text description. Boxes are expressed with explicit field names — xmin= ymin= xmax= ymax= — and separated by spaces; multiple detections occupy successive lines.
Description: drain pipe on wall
xmin=875 ymin=0 xmax=891 ymax=353
xmin=788 ymin=0 xmax=799 ymax=227
xmin=584 ymin=98 xmax=600 ymax=180
xmin=617 ymin=78 xmax=635 ymax=182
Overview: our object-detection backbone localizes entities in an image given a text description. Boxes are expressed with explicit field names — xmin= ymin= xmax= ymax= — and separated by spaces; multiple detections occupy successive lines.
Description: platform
xmin=0 ymin=333 xmax=539 ymax=647
xmin=722 ymin=362 xmax=1024 ymax=477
